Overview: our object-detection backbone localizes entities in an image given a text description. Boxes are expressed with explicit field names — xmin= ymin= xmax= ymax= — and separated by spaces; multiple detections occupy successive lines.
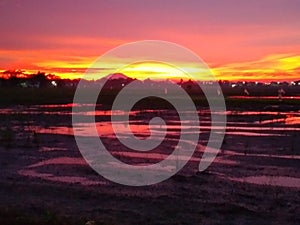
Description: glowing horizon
xmin=1 ymin=53 xmax=299 ymax=82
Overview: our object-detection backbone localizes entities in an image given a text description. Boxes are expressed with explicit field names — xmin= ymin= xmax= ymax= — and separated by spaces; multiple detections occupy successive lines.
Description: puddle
xmin=228 ymin=96 xmax=300 ymax=100
xmin=18 ymin=169 xmax=106 ymax=186
xmin=113 ymin=151 xmax=237 ymax=165
xmin=224 ymin=150 xmax=300 ymax=160
xmin=19 ymin=156 xmax=106 ymax=186
xmin=258 ymin=116 xmax=300 ymax=125
xmin=39 ymin=146 xmax=68 ymax=152
xmin=231 ymin=176 xmax=300 ymax=188
xmin=4 ymin=104 xmax=300 ymax=188
xmin=38 ymin=121 xmax=299 ymax=139
xmin=27 ymin=157 xmax=86 ymax=168
xmin=39 ymin=103 xmax=78 ymax=108
xmin=224 ymin=131 xmax=284 ymax=137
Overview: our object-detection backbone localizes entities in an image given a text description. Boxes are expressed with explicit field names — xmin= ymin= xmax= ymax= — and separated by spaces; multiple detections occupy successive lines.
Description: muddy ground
xmin=0 ymin=104 xmax=299 ymax=225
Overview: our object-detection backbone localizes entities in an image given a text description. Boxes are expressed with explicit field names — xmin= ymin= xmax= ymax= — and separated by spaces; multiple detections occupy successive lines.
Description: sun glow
xmin=212 ymin=54 xmax=300 ymax=81
xmin=1 ymin=49 xmax=300 ymax=82
xmin=115 ymin=61 xmax=192 ymax=81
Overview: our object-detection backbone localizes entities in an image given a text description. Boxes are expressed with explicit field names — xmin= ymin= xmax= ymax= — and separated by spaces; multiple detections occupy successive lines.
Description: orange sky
xmin=1 ymin=1 xmax=300 ymax=81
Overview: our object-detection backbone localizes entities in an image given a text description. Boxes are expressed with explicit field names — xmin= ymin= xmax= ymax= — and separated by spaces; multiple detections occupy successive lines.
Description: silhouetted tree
xmin=31 ymin=71 xmax=49 ymax=87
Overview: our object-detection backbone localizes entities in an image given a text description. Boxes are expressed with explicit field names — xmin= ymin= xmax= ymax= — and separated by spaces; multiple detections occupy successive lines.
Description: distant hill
xmin=105 ymin=73 xmax=132 ymax=80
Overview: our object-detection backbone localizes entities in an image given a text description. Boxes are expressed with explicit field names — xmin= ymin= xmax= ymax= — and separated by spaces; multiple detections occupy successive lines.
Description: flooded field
xmin=0 ymin=103 xmax=299 ymax=224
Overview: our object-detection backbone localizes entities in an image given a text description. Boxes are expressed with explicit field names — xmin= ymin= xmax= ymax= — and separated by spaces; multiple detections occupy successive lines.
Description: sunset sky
xmin=0 ymin=0 xmax=300 ymax=81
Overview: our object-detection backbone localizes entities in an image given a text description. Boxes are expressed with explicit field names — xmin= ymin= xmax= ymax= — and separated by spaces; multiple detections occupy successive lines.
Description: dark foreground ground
xmin=0 ymin=99 xmax=299 ymax=225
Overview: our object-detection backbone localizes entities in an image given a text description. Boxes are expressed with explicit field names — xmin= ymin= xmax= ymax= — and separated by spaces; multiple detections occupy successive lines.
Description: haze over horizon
xmin=1 ymin=0 xmax=300 ymax=81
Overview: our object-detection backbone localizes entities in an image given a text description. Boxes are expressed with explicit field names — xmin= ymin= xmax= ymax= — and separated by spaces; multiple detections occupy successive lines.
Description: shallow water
xmin=228 ymin=96 xmax=300 ymax=100
xmin=2 ymin=104 xmax=298 ymax=187
xmin=18 ymin=169 xmax=107 ymax=186
xmin=231 ymin=176 xmax=300 ymax=188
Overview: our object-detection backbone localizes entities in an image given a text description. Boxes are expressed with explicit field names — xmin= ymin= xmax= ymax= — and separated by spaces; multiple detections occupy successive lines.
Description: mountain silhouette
xmin=106 ymin=73 xmax=132 ymax=80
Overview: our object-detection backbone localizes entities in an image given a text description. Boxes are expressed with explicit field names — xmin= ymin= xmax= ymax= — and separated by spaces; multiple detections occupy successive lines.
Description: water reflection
xmin=258 ymin=116 xmax=300 ymax=125
xmin=231 ymin=176 xmax=300 ymax=188
xmin=228 ymin=96 xmax=300 ymax=100
xmin=18 ymin=169 xmax=106 ymax=186
xmin=27 ymin=157 xmax=86 ymax=168
xmin=4 ymin=104 xmax=298 ymax=187
xmin=39 ymin=146 xmax=68 ymax=152
xmin=37 ymin=122 xmax=300 ymax=138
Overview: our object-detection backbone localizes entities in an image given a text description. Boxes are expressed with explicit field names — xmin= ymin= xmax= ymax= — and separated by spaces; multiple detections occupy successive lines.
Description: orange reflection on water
xmin=258 ymin=116 xmax=300 ymax=125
